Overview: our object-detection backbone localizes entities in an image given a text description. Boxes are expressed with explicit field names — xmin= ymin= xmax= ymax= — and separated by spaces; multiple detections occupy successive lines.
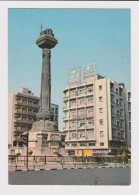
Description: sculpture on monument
xmin=28 ymin=27 xmax=65 ymax=156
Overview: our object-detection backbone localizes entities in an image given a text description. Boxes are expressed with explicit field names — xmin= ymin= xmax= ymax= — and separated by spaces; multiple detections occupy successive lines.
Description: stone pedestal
xmin=29 ymin=120 xmax=62 ymax=156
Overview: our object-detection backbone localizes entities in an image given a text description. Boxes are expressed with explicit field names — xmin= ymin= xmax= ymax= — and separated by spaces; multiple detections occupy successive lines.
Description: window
xmin=87 ymin=107 xmax=94 ymax=115
xmin=55 ymin=115 xmax=58 ymax=121
xmin=80 ymin=143 xmax=87 ymax=147
xmin=99 ymin=96 xmax=103 ymax=102
xmin=99 ymin=108 xmax=103 ymax=113
xmin=70 ymin=110 xmax=76 ymax=118
xmin=71 ymin=101 xmax=76 ymax=107
xmin=78 ymin=109 xmax=85 ymax=117
xmin=87 ymin=86 xmax=93 ymax=93
xmin=116 ymin=120 xmax=120 ymax=126
xmin=51 ymin=108 xmax=54 ymax=112
xmin=18 ymin=142 xmax=23 ymax=147
xmin=79 ymin=88 xmax=85 ymax=95
xmin=99 ymin=119 xmax=103 ymax=125
xmin=55 ymin=108 xmax=58 ymax=114
xmin=71 ymin=133 xmax=76 ymax=139
xmin=100 ymin=131 xmax=104 ymax=137
xmin=79 ymin=98 xmax=85 ymax=105
xmin=72 ymin=143 xmax=77 ymax=147
xmin=70 ymin=121 xmax=76 ymax=129
xmin=79 ymin=131 xmax=86 ymax=138
xmin=22 ymin=99 xmax=27 ymax=103
xmin=13 ymin=141 xmax=17 ymax=147
xmin=88 ymin=98 xmax=92 ymax=104
xmin=87 ymin=129 xmax=94 ymax=138
xmin=129 ymin=112 xmax=131 ymax=121
xmin=99 ymin=85 xmax=102 ymax=91
xmin=88 ymin=118 xmax=94 ymax=125
xmin=89 ymin=143 xmax=95 ymax=146
xmin=79 ymin=120 xmax=85 ymax=127
xmin=71 ymin=90 xmax=76 ymax=97
xmin=100 ymin=142 xmax=104 ymax=146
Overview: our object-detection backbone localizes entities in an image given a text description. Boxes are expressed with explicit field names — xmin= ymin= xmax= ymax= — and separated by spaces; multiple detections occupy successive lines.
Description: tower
xmin=28 ymin=27 xmax=64 ymax=156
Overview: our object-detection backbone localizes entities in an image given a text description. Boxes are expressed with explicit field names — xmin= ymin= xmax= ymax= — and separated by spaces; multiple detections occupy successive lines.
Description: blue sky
xmin=8 ymin=8 xmax=131 ymax=130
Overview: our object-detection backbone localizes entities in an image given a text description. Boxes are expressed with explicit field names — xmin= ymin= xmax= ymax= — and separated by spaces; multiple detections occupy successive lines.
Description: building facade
xmin=63 ymin=65 xmax=131 ymax=156
xmin=8 ymin=87 xmax=59 ymax=154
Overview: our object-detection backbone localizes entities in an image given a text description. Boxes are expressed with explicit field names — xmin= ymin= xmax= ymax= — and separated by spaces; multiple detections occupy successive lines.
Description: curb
xmin=10 ymin=165 xmax=131 ymax=172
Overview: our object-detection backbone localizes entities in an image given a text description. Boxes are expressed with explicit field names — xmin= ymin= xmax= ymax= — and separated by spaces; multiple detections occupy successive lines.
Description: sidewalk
xmin=8 ymin=162 xmax=131 ymax=172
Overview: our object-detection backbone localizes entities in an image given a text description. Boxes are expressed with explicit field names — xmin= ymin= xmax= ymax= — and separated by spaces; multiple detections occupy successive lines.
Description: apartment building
xmin=8 ymin=87 xmax=59 ymax=154
xmin=63 ymin=64 xmax=131 ymax=156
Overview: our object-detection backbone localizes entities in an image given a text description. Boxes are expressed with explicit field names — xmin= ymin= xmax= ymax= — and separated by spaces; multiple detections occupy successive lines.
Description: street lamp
xmin=22 ymin=132 xmax=29 ymax=169
xmin=22 ymin=132 xmax=37 ymax=170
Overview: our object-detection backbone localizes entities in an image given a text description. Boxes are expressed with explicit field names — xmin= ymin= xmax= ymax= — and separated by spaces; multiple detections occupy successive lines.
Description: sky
xmin=8 ymin=8 xmax=131 ymax=130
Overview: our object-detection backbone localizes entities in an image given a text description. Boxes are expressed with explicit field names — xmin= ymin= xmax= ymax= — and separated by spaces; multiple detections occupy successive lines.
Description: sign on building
xmin=82 ymin=63 xmax=96 ymax=81
xmin=68 ymin=67 xmax=81 ymax=86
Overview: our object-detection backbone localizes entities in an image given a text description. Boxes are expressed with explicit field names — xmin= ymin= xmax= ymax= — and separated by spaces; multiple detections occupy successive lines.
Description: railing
xmin=15 ymin=110 xmax=37 ymax=116
xmin=63 ymin=96 xmax=69 ymax=100
xmin=15 ymin=100 xmax=39 ymax=108
xmin=14 ymin=119 xmax=33 ymax=124
xmin=8 ymin=155 xmax=129 ymax=170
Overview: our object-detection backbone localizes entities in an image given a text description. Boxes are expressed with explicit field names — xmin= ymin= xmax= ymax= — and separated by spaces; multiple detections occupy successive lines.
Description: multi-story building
xmin=63 ymin=64 xmax=131 ymax=156
xmin=8 ymin=87 xmax=59 ymax=155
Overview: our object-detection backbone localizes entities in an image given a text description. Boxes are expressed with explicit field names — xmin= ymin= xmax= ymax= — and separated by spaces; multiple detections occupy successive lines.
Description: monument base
xmin=28 ymin=119 xmax=65 ymax=156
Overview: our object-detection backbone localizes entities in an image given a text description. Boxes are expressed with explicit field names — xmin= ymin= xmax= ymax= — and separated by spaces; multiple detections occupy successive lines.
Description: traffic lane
xmin=9 ymin=167 xmax=131 ymax=185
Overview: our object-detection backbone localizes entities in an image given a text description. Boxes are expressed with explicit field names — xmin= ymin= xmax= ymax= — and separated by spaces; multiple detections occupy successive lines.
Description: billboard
xmin=68 ymin=63 xmax=96 ymax=86
xmin=68 ymin=67 xmax=81 ymax=86
xmin=82 ymin=63 xmax=96 ymax=81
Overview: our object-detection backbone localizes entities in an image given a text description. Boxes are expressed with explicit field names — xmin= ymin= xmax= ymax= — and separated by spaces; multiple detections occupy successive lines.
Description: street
xmin=9 ymin=167 xmax=131 ymax=185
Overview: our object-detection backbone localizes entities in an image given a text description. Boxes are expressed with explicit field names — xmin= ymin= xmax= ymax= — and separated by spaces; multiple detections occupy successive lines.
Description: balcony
xmin=63 ymin=117 xmax=69 ymax=121
xmin=86 ymin=90 xmax=94 ymax=96
xmin=14 ymin=119 xmax=33 ymax=124
xmin=14 ymin=128 xmax=27 ymax=133
xmin=15 ymin=100 xmax=39 ymax=108
xmin=15 ymin=110 xmax=37 ymax=116
xmin=63 ymin=106 xmax=68 ymax=111
xmin=13 ymin=138 xmax=24 ymax=142
xmin=69 ymin=105 xmax=77 ymax=109
xmin=63 ymin=127 xmax=68 ymax=131
xmin=63 ymin=96 xmax=69 ymax=102
xmin=69 ymin=126 xmax=77 ymax=130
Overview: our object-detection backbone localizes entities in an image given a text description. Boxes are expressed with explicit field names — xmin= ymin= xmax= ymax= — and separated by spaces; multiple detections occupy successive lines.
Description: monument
xmin=28 ymin=27 xmax=65 ymax=156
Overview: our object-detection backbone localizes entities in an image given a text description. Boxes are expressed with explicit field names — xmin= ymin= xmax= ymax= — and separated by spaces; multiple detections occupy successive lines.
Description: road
xmin=9 ymin=167 xmax=131 ymax=185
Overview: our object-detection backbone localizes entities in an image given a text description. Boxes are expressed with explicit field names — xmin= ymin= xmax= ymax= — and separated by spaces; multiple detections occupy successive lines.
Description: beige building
xmin=8 ymin=87 xmax=59 ymax=155
xmin=63 ymin=65 xmax=131 ymax=156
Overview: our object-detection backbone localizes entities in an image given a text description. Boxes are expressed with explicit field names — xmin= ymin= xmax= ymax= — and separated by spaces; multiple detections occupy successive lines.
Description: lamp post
xmin=22 ymin=132 xmax=37 ymax=170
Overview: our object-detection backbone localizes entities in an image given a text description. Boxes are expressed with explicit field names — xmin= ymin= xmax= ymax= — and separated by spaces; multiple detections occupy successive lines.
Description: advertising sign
xmin=68 ymin=67 xmax=81 ymax=86
xmin=82 ymin=63 xmax=96 ymax=81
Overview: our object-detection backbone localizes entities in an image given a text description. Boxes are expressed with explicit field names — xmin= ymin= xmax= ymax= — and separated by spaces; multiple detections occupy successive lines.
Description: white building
xmin=8 ymin=87 xmax=59 ymax=155
xmin=63 ymin=64 xmax=131 ymax=156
